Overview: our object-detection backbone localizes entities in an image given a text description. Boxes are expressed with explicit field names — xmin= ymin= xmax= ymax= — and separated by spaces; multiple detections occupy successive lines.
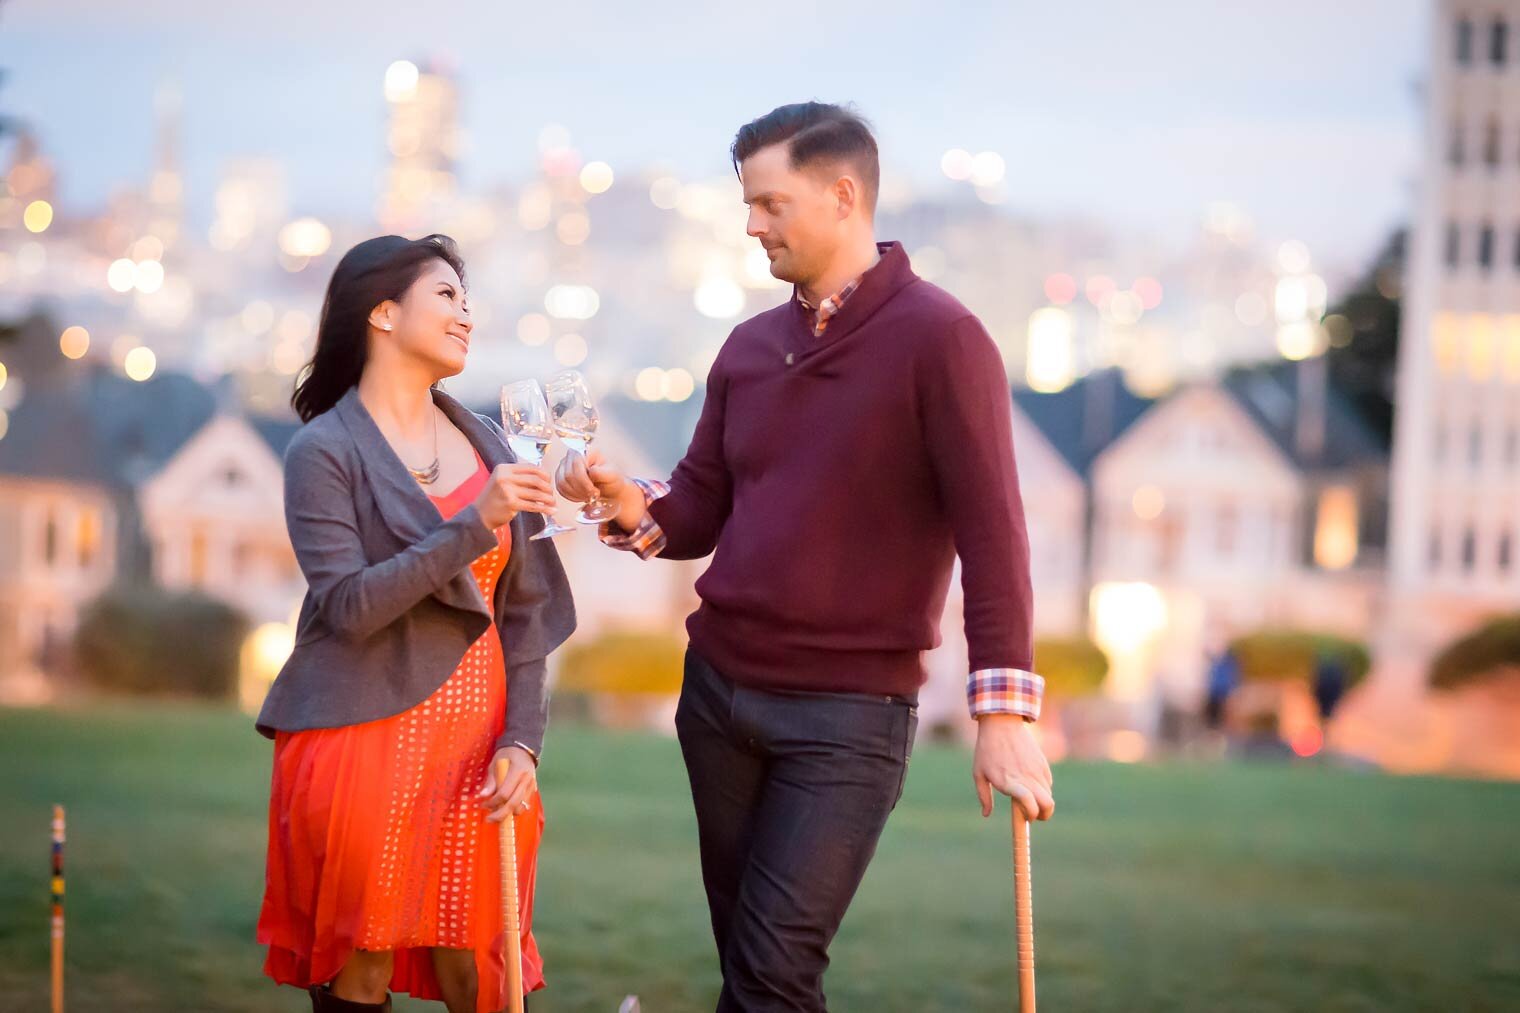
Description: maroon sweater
xmin=649 ymin=241 xmax=1034 ymax=698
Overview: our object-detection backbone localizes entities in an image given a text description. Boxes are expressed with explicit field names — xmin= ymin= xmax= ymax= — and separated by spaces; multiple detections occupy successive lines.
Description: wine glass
xmin=500 ymin=379 xmax=576 ymax=540
xmin=544 ymin=369 xmax=622 ymax=524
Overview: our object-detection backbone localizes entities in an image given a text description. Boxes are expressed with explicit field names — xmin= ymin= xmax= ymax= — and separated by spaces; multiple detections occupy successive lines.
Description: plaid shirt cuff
xmin=967 ymin=668 xmax=1044 ymax=722
xmin=597 ymin=478 xmax=671 ymax=559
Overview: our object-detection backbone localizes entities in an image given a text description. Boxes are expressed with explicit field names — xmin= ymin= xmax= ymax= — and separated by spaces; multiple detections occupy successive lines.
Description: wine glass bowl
xmin=500 ymin=379 xmax=577 ymax=540
xmin=544 ymin=369 xmax=622 ymax=524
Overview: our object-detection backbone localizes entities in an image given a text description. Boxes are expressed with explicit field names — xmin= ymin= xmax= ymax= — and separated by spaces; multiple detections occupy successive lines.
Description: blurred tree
xmin=1429 ymin=615 xmax=1520 ymax=691
xmin=1032 ymin=636 xmax=1109 ymax=697
xmin=0 ymin=311 xmax=70 ymax=382
xmin=1229 ymin=629 xmax=1370 ymax=703
xmin=75 ymin=582 xmax=250 ymax=700
xmin=1324 ymin=229 xmax=1404 ymax=446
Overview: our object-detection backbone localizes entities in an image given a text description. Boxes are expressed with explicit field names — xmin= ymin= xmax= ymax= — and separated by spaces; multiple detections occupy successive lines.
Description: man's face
xmin=740 ymin=143 xmax=845 ymax=288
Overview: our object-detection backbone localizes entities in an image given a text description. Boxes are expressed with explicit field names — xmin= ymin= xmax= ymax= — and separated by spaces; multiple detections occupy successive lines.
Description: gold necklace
xmin=406 ymin=407 xmax=441 ymax=485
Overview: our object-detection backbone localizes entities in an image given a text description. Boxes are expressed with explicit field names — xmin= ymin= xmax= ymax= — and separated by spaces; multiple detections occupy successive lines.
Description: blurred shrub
xmin=1429 ymin=615 xmax=1520 ymax=691
xmin=557 ymin=630 xmax=685 ymax=696
xmin=1228 ymin=629 xmax=1370 ymax=689
xmin=1032 ymin=636 xmax=1109 ymax=697
xmin=75 ymin=582 xmax=249 ymax=700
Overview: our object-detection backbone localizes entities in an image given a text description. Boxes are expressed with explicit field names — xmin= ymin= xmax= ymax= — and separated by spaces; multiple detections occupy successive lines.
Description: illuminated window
xmin=1313 ymin=486 xmax=1359 ymax=570
xmin=1434 ymin=311 xmax=1462 ymax=374
xmin=190 ymin=527 xmax=208 ymax=587
xmin=77 ymin=509 xmax=101 ymax=569
xmin=1503 ymin=316 xmax=1520 ymax=378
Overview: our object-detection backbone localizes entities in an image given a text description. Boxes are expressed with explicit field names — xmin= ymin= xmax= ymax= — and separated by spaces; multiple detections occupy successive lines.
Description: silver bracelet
xmin=510 ymin=740 xmax=540 ymax=767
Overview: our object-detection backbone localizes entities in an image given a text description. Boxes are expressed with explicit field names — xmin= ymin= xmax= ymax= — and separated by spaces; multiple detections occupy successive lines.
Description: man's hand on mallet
xmin=973 ymin=714 xmax=1055 ymax=822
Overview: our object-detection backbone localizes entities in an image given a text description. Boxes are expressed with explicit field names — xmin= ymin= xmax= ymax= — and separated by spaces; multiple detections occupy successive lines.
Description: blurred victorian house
xmin=1088 ymin=360 xmax=1388 ymax=714
xmin=0 ymin=362 xmax=301 ymax=701
xmin=138 ymin=412 xmax=303 ymax=623
xmin=911 ymin=366 xmax=1389 ymax=748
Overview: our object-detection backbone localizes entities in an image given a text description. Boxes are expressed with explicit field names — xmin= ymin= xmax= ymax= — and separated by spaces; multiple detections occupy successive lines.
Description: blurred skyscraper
xmin=378 ymin=59 xmax=461 ymax=234
xmin=147 ymin=86 xmax=185 ymax=249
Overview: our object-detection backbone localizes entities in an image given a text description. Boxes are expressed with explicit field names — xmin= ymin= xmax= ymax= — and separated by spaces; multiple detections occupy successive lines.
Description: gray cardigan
xmin=255 ymin=385 xmax=576 ymax=756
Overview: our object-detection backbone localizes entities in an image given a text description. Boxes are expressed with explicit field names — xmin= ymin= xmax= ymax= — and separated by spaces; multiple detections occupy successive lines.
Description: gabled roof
xmin=1011 ymin=370 xmax=1156 ymax=476
xmin=250 ymin=414 xmax=304 ymax=459
xmin=1222 ymin=360 xmax=1388 ymax=471
xmin=0 ymin=363 xmax=217 ymax=488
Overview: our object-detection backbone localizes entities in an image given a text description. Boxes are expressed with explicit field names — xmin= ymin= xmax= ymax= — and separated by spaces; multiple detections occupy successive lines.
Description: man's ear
xmin=834 ymin=174 xmax=860 ymax=220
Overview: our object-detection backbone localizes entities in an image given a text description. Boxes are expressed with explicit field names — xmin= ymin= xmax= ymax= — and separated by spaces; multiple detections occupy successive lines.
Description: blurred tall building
xmin=147 ymin=86 xmax=185 ymax=248
xmin=1387 ymin=3 xmax=1520 ymax=671
xmin=378 ymin=59 xmax=460 ymax=235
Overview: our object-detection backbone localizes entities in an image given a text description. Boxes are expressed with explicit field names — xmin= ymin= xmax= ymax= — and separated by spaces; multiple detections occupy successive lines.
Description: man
xmin=557 ymin=102 xmax=1055 ymax=1011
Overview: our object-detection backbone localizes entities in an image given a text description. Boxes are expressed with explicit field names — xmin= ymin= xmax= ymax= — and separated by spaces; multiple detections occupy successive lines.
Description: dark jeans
xmin=675 ymin=648 xmax=918 ymax=1013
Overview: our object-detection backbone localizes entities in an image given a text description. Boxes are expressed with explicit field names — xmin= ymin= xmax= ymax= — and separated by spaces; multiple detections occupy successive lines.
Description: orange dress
xmin=259 ymin=451 xmax=546 ymax=1012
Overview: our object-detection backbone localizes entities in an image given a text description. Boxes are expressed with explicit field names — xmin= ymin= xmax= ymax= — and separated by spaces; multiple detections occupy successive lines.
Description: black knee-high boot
xmin=308 ymin=983 xmax=392 ymax=1012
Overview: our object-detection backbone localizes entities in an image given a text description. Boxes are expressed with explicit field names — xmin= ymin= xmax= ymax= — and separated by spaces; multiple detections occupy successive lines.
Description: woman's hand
xmin=478 ymin=745 xmax=537 ymax=822
xmin=473 ymin=463 xmax=556 ymax=529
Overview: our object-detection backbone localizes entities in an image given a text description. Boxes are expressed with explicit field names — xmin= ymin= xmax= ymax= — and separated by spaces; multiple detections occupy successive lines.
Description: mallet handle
xmin=496 ymin=761 xmax=525 ymax=1013
xmin=1012 ymin=806 xmax=1035 ymax=1012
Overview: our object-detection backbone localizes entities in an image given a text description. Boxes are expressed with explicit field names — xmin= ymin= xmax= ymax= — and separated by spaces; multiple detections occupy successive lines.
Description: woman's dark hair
xmin=291 ymin=233 xmax=468 ymax=423
xmin=730 ymin=102 xmax=880 ymax=214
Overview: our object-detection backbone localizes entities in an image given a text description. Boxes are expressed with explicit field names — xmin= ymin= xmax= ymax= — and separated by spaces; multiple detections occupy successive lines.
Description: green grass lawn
xmin=1 ymin=702 xmax=1517 ymax=1012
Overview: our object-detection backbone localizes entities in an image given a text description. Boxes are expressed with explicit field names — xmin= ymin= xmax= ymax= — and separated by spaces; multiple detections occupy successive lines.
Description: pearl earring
xmin=382 ymin=324 xmax=393 ymax=331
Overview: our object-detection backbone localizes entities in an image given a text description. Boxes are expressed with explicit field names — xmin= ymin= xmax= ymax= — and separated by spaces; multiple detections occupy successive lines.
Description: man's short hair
xmin=731 ymin=102 xmax=880 ymax=214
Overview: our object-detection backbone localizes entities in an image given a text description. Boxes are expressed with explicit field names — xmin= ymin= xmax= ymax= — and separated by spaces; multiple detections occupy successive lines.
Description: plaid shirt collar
xmin=796 ymin=274 xmax=865 ymax=337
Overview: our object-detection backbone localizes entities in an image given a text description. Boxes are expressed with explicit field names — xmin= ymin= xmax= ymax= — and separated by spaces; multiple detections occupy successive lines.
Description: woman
xmin=255 ymin=234 xmax=576 ymax=1013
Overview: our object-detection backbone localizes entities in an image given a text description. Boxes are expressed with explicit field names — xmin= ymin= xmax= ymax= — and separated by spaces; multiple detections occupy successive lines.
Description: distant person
xmin=1314 ymin=650 xmax=1348 ymax=721
xmin=1205 ymin=645 xmax=1240 ymax=730
xmin=557 ymin=102 xmax=1054 ymax=1011
xmin=256 ymin=235 xmax=576 ymax=1012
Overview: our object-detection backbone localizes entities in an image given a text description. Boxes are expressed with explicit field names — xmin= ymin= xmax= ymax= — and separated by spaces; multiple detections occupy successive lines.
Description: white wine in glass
xmin=544 ymin=368 xmax=622 ymax=524
xmin=500 ymin=379 xmax=575 ymax=540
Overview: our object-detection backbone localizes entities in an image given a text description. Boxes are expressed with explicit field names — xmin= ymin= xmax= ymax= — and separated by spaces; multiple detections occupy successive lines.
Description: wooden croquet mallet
xmin=51 ymin=804 xmax=65 ymax=1013
xmin=1012 ymin=806 xmax=1035 ymax=1012
xmin=495 ymin=759 xmax=526 ymax=1013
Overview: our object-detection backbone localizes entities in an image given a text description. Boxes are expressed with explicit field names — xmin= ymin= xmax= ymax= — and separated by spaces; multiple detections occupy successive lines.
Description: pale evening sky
xmin=1 ymin=0 xmax=1427 ymax=271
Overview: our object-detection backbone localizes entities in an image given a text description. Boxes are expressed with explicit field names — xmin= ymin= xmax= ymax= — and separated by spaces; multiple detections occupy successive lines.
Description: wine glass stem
xmin=576 ymin=447 xmax=612 ymax=510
